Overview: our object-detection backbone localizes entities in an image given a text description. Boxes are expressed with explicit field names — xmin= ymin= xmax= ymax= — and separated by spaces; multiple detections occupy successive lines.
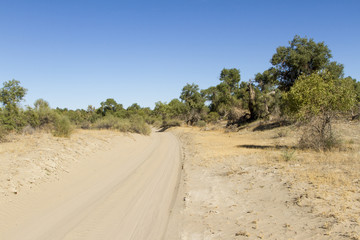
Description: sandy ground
xmin=165 ymin=123 xmax=360 ymax=240
xmin=1 ymin=123 xmax=359 ymax=240
xmin=0 ymin=130 xmax=181 ymax=240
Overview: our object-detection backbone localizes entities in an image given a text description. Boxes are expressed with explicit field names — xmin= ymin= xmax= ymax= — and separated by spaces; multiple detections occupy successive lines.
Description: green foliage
xmin=93 ymin=115 xmax=150 ymax=135
xmin=202 ymin=68 xmax=241 ymax=117
xmin=0 ymin=80 xmax=28 ymax=131
xmin=94 ymin=115 xmax=126 ymax=130
xmin=0 ymin=79 xmax=27 ymax=111
xmin=98 ymin=98 xmax=123 ymax=116
xmin=219 ymin=68 xmax=241 ymax=93
xmin=180 ymin=83 xmax=205 ymax=110
xmin=284 ymin=73 xmax=356 ymax=150
xmin=195 ymin=120 xmax=206 ymax=128
xmin=180 ymin=83 xmax=207 ymax=124
xmin=271 ymin=35 xmax=337 ymax=91
xmin=284 ymin=73 xmax=356 ymax=119
xmin=53 ymin=114 xmax=73 ymax=137
xmin=129 ymin=115 xmax=151 ymax=135
xmin=206 ymin=112 xmax=220 ymax=123
xmin=255 ymin=68 xmax=278 ymax=90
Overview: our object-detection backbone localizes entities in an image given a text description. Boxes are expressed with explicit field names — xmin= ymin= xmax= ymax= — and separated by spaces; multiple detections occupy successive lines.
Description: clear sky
xmin=0 ymin=0 xmax=359 ymax=110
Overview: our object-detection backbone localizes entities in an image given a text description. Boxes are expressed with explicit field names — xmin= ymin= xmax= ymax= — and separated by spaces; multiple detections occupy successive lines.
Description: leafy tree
xmin=284 ymin=72 xmax=356 ymax=150
xmin=127 ymin=103 xmax=141 ymax=112
xmin=168 ymin=98 xmax=186 ymax=118
xmin=153 ymin=101 xmax=170 ymax=121
xmin=98 ymin=98 xmax=123 ymax=116
xmin=219 ymin=68 xmax=241 ymax=93
xmin=34 ymin=98 xmax=50 ymax=110
xmin=0 ymin=80 xmax=27 ymax=111
xmin=202 ymin=68 xmax=241 ymax=117
xmin=271 ymin=35 xmax=340 ymax=91
xmin=254 ymin=68 xmax=278 ymax=91
xmin=180 ymin=83 xmax=207 ymax=124
xmin=0 ymin=80 xmax=27 ymax=130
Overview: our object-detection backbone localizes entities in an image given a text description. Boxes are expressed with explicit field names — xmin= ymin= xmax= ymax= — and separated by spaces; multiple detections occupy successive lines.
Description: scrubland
xmin=166 ymin=121 xmax=360 ymax=240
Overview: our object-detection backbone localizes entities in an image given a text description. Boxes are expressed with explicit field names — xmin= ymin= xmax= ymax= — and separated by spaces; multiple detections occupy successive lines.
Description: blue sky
xmin=0 ymin=0 xmax=359 ymax=110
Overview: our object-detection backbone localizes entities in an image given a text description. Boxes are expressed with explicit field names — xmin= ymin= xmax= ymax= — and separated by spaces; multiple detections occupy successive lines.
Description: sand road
xmin=0 ymin=131 xmax=181 ymax=240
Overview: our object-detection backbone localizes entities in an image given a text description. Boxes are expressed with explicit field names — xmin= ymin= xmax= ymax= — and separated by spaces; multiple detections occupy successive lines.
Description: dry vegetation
xmin=169 ymin=120 xmax=360 ymax=239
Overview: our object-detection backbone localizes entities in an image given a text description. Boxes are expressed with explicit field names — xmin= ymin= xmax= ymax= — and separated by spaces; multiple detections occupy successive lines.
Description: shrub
xmin=206 ymin=112 xmax=220 ymax=123
xmin=53 ymin=115 xmax=73 ymax=137
xmin=195 ymin=120 xmax=206 ymax=128
xmin=129 ymin=115 xmax=151 ymax=135
xmin=284 ymin=73 xmax=356 ymax=150
xmin=94 ymin=115 xmax=120 ymax=129
xmin=115 ymin=118 xmax=131 ymax=132
xmin=298 ymin=119 xmax=340 ymax=150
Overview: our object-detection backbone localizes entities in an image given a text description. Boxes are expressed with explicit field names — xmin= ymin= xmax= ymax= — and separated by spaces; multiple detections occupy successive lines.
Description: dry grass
xmin=172 ymin=120 xmax=360 ymax=237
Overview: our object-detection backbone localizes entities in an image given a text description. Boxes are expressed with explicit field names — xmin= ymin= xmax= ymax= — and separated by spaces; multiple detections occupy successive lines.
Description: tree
xmin=0 ymin=80 xmax=27 ymax=130
xmin=98 ymin=98 xmax=123 ymax=116
xmin=219 ymin=68 xmax=241 ymax=93
xmin=202 ymin=68 xmax=241 ymax=118
xmin=0 ymin=79 xmax=27 ymax=111
xmin=180 ymin=83 xmax=207 ymax=124
xmin=34 ymin=98 xmax=50 ymax=110
xmin=254 ymin=68 xmax=278 ymax=91
xmin=284 ymin=72 xmax=356 ymax=150
xmin=271 ymin=35 xmax=339 ymax=91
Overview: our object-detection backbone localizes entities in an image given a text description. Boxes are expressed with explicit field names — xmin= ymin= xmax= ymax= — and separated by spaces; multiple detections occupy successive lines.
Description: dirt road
xmin=0 ymin=131 xmax=181 ymax=240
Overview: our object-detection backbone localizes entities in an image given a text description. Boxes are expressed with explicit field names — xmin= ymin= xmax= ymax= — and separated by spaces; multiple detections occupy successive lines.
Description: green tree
xmin=284 ymin=72 xmax=356 ymax=150
xmin=0 ymin=80 xmax=27 ymax=130
xmin=219 ymin=68 xmax=241 ymax=93
xmin=0 ymin=80 xmax=27 ymax=111
xmin=271 ymin=35 xmax=341 ymax=91
xmin=34 ymin=98 xmax=50 ymax=110
xmin=202 ymin=68 xmax=241 ymax=117
xmin=98 ymin=98 xmax=123 ymax=116
xmin=180 ymin=83 xmax=207 ymax=124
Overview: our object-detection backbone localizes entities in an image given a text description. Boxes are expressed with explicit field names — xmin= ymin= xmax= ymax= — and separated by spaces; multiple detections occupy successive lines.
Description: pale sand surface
xmin=166 ymin=125 xmax=360 ymax=240
xmin=0 ymin=130 xmax=181 ymax=240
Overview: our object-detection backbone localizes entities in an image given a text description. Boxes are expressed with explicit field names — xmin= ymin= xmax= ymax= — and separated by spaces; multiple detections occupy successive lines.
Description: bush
xmin=284 ymin=73 xmax=356 ymax=150
xmin=53 ymin=115 xmax=73 ymax=137
xmin=94 ymin=115 xmax=119 ymax=129
xmin=93 ymin=115 xmax=131 ymax=132
xmin=206 ymin=112 xmax=220 ymax=123
xmin=93 ymin=115 xmax=150 ymax=135
xmin=129 ymin=115 xmax=151 ymax=135
xmin=298 ymin=118 xmax=340 ymax=150
xmin=195 ymin=120 xmax=206 ymax=128
xmin=115 ymin=118 xmax=131 ymax=132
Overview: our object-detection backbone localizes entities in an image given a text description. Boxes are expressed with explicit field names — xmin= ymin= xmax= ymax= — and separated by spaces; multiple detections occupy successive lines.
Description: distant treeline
xmin=1 ymin=35 xmax=360 ymax=148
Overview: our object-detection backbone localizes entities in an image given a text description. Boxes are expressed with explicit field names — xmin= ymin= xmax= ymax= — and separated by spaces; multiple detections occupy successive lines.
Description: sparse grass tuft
xmin=281 ymin=148 xmax=296 ymax=162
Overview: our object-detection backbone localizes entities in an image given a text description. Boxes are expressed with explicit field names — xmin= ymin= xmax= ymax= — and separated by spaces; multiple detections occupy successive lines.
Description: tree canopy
xmin=0 ymin=79 xmax=27 ymax=111
xmin=270 ymin=35 xmax=342 ymax=91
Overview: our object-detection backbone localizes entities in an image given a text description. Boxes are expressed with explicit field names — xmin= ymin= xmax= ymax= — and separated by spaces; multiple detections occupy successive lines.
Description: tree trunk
xmin=248 ymin=82 xmax=256 ymax=120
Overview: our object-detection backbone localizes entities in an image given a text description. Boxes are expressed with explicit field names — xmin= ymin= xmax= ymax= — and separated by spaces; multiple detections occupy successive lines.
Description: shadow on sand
xmin=236 ymin=144 xmax=296 ymax=150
